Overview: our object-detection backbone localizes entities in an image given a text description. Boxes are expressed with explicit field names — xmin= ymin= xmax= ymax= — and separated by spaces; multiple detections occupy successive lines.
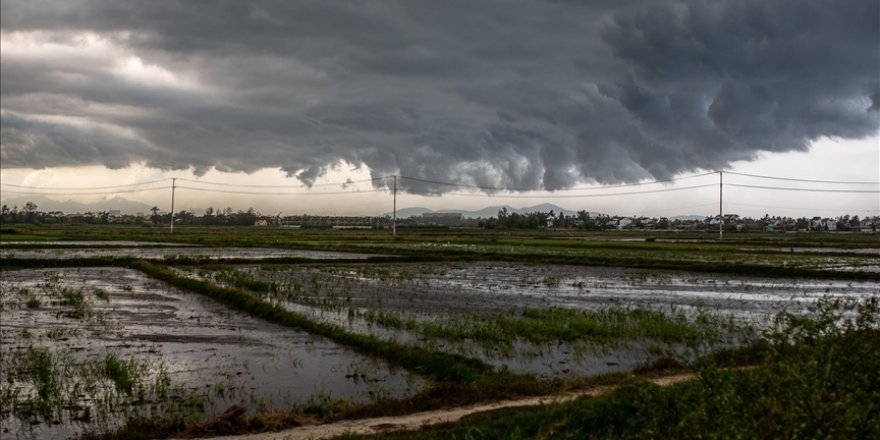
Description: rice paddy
xmin=0 ymin=226 xmax=877 ymax=439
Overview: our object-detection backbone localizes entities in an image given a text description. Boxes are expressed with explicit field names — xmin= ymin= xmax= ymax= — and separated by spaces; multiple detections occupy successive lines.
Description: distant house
xmin=854 ymin=218 xmax=875 ymax=233
xmin=421 ymin=212 xmax=463 ymax=226
xmin=254 ymin=219 xmax=269 ymax=227
xmin=617 ymin=217 xmax=633 ymax=230
xmin=823 ymin=219 xmax=837 ymax=231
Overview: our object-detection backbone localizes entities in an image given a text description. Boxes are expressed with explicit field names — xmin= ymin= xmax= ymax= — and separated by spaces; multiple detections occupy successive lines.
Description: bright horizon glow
xmin=1 ymin=135 xmax=878 ymax=219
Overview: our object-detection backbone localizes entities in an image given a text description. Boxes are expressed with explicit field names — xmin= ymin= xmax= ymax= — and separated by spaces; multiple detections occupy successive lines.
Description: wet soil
xmin=0 ymin=268 xmax=422 ymax=440
xmin=0 ymin=246 xmax=382 ymax=260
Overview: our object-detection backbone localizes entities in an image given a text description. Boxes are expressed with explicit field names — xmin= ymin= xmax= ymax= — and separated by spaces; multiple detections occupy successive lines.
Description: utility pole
xmin=718 ymin=170 xmax=723 ymax=241
xmin=170 ymin=177 xmax=176 ymax=233
xmin=392 ymin=175 xmax=397 ymax=237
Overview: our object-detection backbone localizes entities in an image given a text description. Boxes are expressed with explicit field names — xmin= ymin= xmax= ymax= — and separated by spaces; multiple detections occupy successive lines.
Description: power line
xmin=414 ymin=184 xmax=718 ymax=199
xmin=0 ymin=178 xmax=172 ymax=191
xmin=724 ymin=171 xmax=880 ymax=185
xmin=175 ymin=176 xmax=388 ymax=189
xmin=175 ymin=186 xmax=385 ymax=196
xmin=725 ymin=183 xmax=880 ymax=193
xmin=727 ymin=202 xmax=879 ymax=214
xmin=632 ymin=202 xmax=718 ymax=216
xmin=0 ymin=186 xmax=170 ymax=196
xmin=397 ymin=171 xmax=717 ymax=192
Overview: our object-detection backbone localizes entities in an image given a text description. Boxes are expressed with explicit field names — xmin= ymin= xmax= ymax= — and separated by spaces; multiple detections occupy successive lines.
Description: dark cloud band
xmin=1 ymin=0 xmax=877 ymax=192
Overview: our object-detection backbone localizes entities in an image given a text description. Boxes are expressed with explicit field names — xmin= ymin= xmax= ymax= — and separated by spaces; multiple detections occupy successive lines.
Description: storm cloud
xmin=1 ymin=0 xmax=877 ymax=192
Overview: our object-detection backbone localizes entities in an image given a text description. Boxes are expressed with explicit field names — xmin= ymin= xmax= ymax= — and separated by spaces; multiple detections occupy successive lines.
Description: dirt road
xmin=187 ymin=373 xmax=695 ymax=440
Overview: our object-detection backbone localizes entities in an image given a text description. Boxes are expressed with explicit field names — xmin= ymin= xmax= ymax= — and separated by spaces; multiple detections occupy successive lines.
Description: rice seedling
xmin=93 ymin=288 xmax=110 ymax=302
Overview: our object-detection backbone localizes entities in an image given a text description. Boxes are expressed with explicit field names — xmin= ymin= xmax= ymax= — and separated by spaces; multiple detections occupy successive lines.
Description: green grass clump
xmin=102 ymin=354 xmax=139 ymax=394
xmin=389 ymin=306 xmax=742 ymax=351
xmin=60 ymin=287 xmax=89 ymax=317
xmin=93 ymin=288 xmax=110 ymax=302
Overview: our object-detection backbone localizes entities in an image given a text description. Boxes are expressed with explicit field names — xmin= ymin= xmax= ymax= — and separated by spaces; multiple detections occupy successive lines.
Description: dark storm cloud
xmin=1 ymin=0 xmax=877 ymax=191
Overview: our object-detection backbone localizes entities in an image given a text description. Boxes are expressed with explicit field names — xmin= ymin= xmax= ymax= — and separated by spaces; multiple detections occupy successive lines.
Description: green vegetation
xmin=349 ymin=306 xmax=744 ymax=359
xmin=408 ymin=307 xmax=739 ymax=350
xmin=337 ymin=297 xmax=880 ymax=440
xmin=101 ymin=353 xmax=140 ymax=394
xmin=93 ymin=288 xmax=110 ymax=301
xmin=25 ymin=297 xmax=42 ymax=308
xmin=2 ymin=225 xmax=876 ymax=280
xmin=0 ymin=347 xmax=203 ymax=427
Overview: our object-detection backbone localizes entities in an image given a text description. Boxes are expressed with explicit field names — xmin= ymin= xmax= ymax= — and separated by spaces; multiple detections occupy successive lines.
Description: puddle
xmin=0 ymin=268 xmax=422 ymax=440
xmin=0 ymin=247 xmax=383 ymax=260
xmin=0 ymin=241 xmax=199 ymax=247
xmin=739 ymin=247 xmax=880 ymax=256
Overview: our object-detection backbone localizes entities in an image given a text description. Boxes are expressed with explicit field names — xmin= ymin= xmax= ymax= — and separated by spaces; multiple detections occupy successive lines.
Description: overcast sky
xmin=1 ymin=0 xmax=878 ymax=217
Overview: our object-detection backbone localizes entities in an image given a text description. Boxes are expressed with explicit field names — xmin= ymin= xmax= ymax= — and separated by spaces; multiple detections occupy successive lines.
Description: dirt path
xmin=188 ymin=373 xmax=695 ymax=440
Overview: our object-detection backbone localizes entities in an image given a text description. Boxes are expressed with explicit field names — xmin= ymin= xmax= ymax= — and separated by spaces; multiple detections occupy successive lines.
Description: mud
xmin=0 ymin=246 xmax=381 ymax=260
xmin=0 ymin=268 xmax=422 ymax=440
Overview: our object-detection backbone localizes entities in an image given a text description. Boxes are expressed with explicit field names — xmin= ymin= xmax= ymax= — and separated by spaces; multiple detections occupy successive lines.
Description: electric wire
xmin=631 ymin=202 xmax=719 ymax=216
xmin=416 ymin=184 xmax=718 ymax=198
xmin=397 ymin=171 xmax=717 ymax=192
xmin=0 ymin=178 xmax=172 ymax=191
xmin=726 ymin=202 xmax=879 ymax=214
xmin=175 ymin=176 xmax=388 ymax=189
xmin=723 ymin=171 xmax=879 ymax=185
xmin=0 ymin=186 xmax=170 ymax=196
xmin=175 ymin=185 xmax=386 ymax=196
xmin=725 ymin=183 xmax=880 ymax=193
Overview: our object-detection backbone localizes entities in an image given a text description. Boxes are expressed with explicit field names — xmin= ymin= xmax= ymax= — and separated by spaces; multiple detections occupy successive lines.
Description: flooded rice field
xmin=2 ymin=237 xmax=877 ymax=439
xmin=0 ymin=268 xmax=422 ymax=440
xmin=213 ymin=262 xmax=880 ymax=321
xmin=0 ymin=245 xmax=382 ymax=261
xmin=192 ymin=262 xmax=879 ymax=379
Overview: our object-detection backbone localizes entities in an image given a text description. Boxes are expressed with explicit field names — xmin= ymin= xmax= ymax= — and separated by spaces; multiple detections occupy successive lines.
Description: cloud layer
xmin=1 ymin=0 xmax=877 ymax=192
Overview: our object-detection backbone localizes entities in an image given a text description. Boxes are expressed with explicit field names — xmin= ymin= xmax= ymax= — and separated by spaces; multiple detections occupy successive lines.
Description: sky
xmin=1 ymin=0 xmax=878 ymax=218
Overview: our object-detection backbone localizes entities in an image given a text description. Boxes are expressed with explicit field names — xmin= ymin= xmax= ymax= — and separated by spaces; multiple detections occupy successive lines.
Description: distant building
xmin=421 ymin=212 xmax=463 ymax=226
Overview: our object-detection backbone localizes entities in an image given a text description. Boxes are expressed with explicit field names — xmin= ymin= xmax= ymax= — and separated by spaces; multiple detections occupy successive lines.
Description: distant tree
xmin=657 ymin=217 xmax=669 ymax=230
xmin=203 ymin=207 xmax=215 ymax=225
xmin=22 ymin=201 xmax=38 ymax=223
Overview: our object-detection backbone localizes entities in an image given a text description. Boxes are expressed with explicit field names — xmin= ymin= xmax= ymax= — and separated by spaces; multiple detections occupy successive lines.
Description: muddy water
xmin=239 ymin=262 xmax=880 ymax=320
xmin=0 ymin=246 xmax=381 ymax=260
xmin=221 ymin=262 xmax=879 ymax=378
xmin=0 ymin=268 xmax=422 ymax=440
